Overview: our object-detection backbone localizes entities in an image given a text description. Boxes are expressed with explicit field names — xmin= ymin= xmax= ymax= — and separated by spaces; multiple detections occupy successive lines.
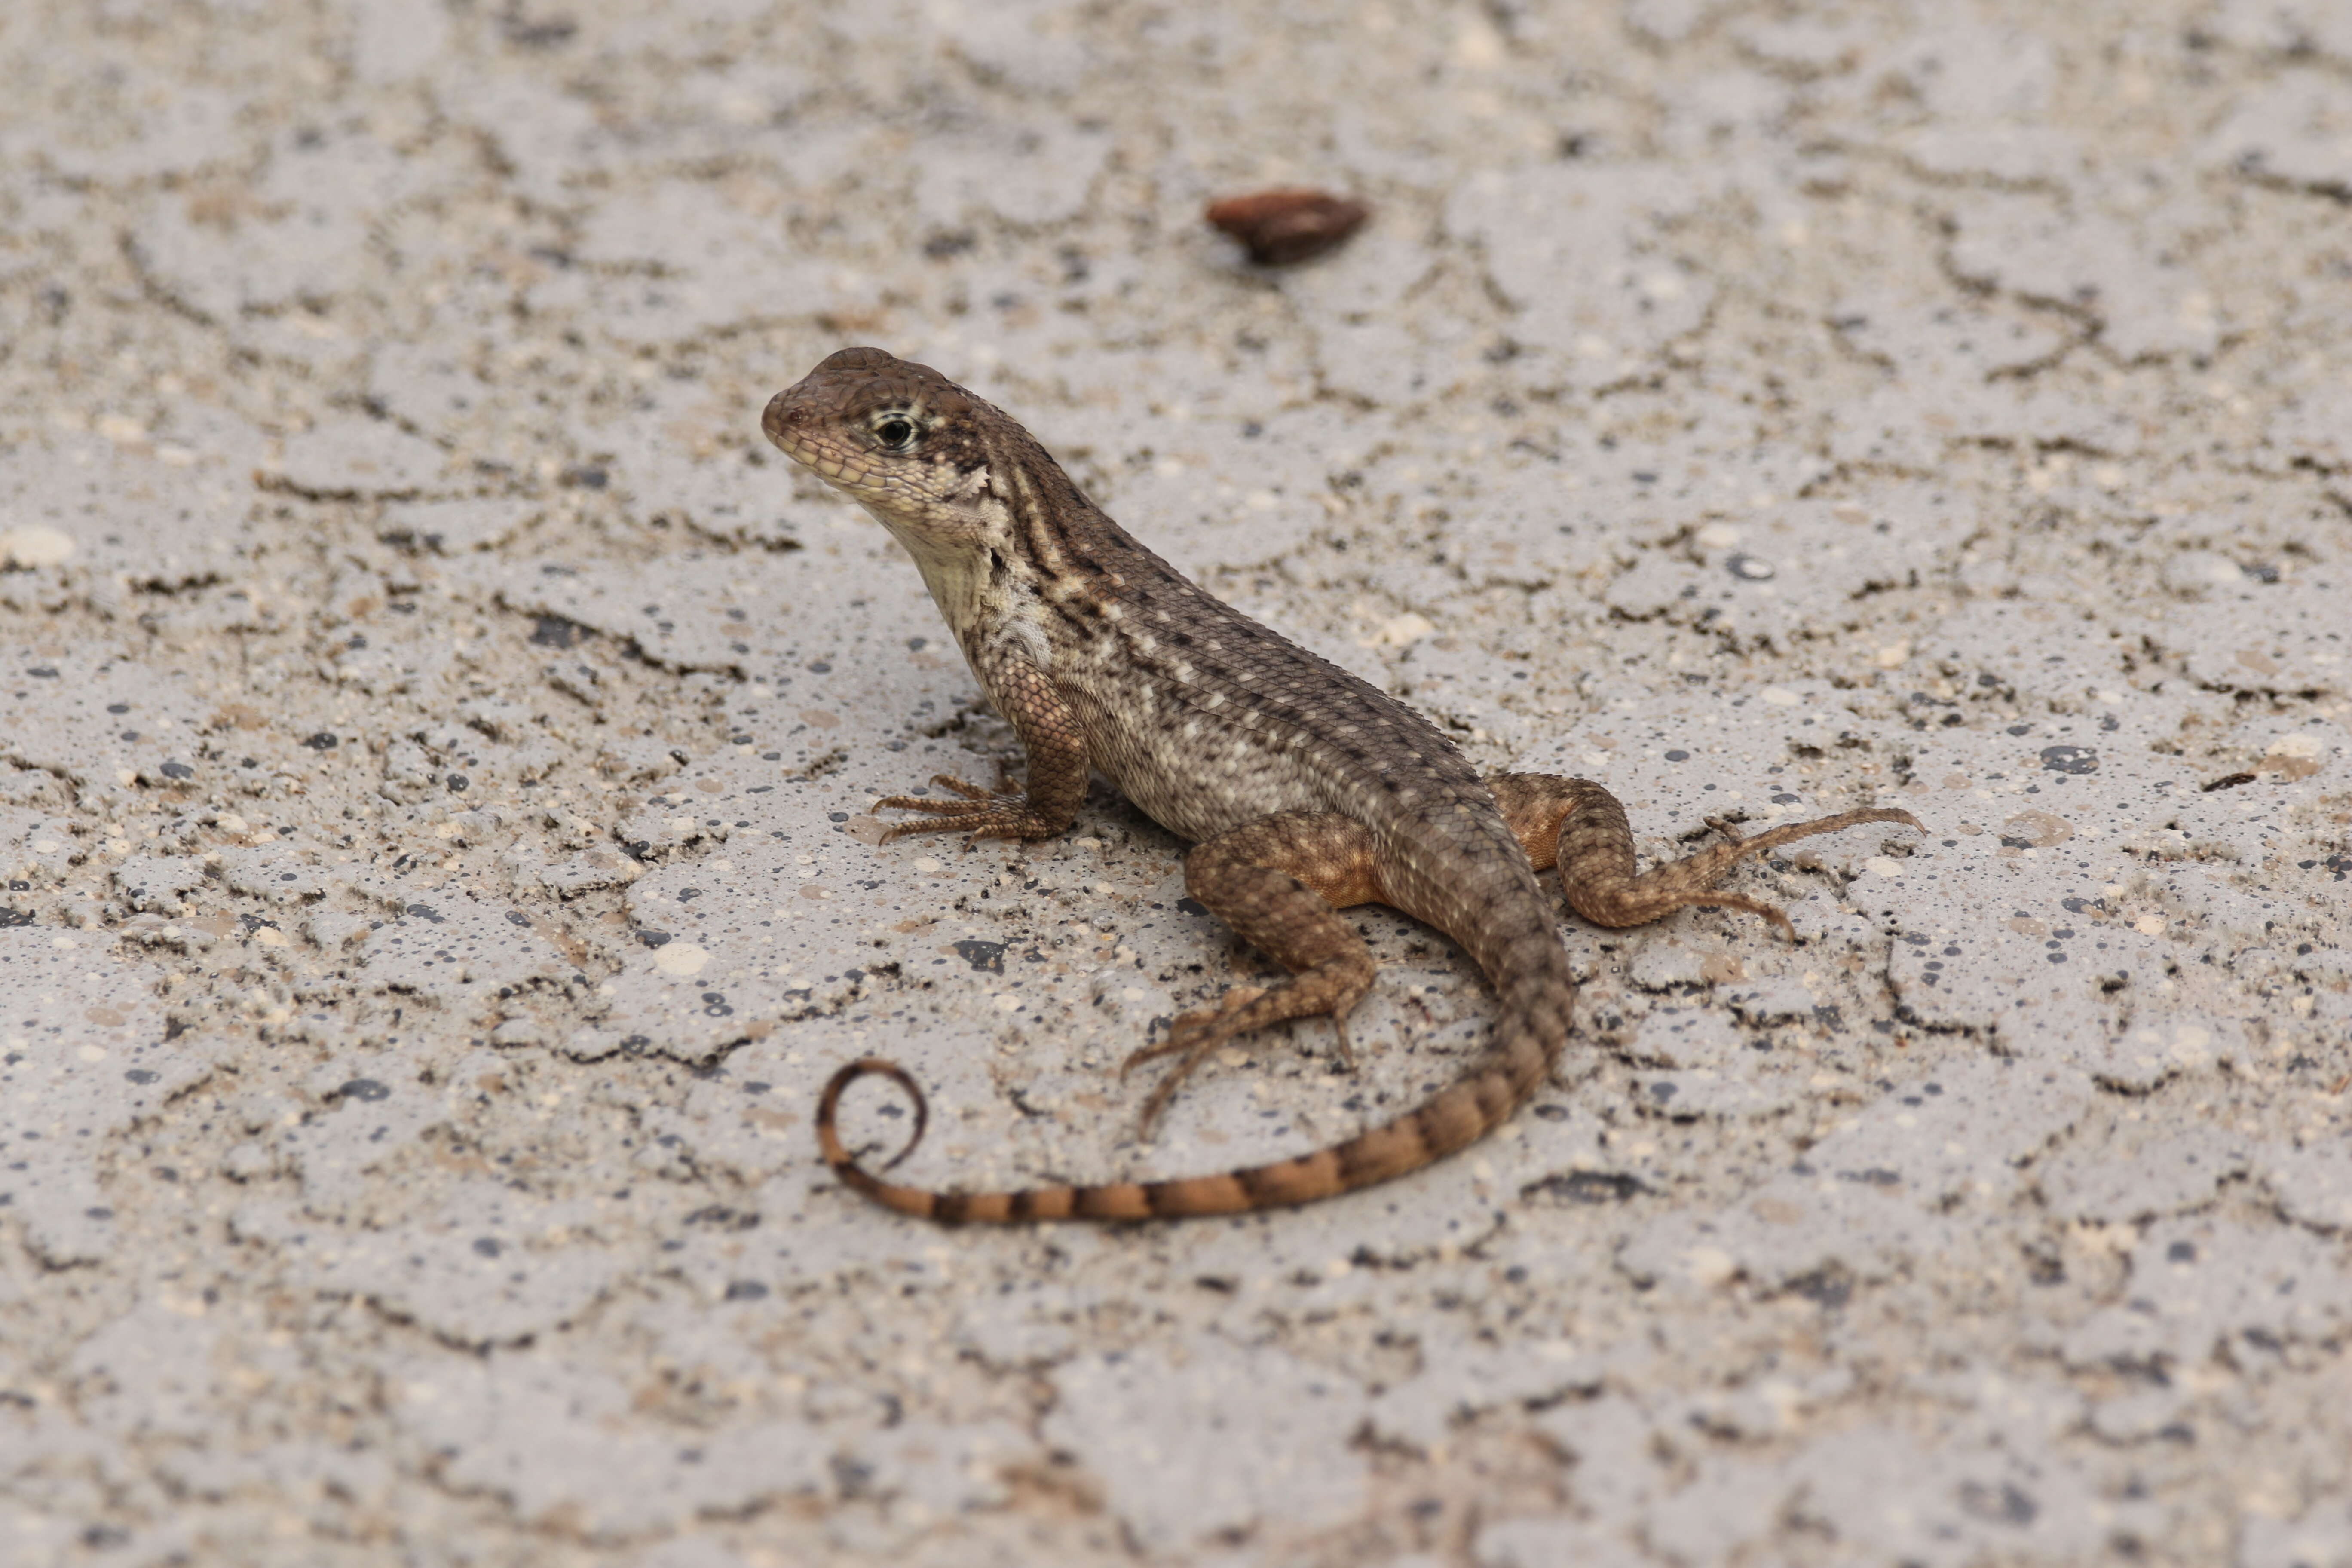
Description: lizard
xmin=762 ymin=346 xmax=1923 ymax=1223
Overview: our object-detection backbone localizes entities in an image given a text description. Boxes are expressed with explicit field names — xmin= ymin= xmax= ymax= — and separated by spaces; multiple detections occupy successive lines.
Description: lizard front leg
xmin=1486 ymin=773 xmax=1922 ymax=937
xmin=1121 ymin=811 xmax=1382 ymax=1136
xmin=875 ymin=660 xmax=1090 ymax=843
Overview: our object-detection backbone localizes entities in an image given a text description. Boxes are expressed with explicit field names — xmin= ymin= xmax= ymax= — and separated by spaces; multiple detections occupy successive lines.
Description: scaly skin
xmin=762 ymin=347 xmax=1922 ymax=1222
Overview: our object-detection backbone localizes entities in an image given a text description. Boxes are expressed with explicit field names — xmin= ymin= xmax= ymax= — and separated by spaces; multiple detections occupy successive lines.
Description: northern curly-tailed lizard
xmin=762 ymin=347 xmax=1922 ymax=1222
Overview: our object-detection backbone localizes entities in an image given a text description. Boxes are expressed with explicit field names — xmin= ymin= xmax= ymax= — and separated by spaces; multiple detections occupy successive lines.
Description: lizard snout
xmin=760 ymin=385 xmax=821 ymax=459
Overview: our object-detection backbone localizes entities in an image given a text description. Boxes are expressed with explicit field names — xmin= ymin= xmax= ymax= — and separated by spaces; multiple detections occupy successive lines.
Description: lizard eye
xmin=873 ymin=416 xmax=919 ymax=452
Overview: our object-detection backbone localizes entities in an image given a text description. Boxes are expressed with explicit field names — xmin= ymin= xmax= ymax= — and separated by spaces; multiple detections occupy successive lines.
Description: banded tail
xmin=815 ymin=1012 xmax=1558 ymax=1223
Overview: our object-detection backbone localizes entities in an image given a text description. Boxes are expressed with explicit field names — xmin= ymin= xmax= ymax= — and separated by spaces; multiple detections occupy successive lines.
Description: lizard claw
xmin=872 ymin=786 xmax=1059 ymax=844
xmin=1118 ymin=979 xmax=1369 ymax=1139
xmin=1324 ymin=1015 xmax=1357 ymax=1071
xmin=1120 ymin=988 xmax=1270 ymax=1139
xmin=871 ymin=762 xmax=1063 ymax=844
xmin=923 ymin=773 xmax=996 ymax=802
xmin=1118 ymin=988 xmax=1267 ymax=1079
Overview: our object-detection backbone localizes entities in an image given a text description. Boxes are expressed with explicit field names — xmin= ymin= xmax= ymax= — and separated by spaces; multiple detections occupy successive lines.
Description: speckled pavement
xmin=2 ymin=2 xmax=2348 ymax=1565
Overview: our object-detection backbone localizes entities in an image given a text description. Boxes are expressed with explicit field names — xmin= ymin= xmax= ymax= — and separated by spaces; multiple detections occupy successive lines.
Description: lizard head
xmin=761 ymin=347 xmax=1017 ymax=552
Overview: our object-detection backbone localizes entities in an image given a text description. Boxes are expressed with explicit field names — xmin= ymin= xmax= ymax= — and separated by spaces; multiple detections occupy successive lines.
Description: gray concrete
xmin=1 ymin=1 xmax=2347 ymax=1563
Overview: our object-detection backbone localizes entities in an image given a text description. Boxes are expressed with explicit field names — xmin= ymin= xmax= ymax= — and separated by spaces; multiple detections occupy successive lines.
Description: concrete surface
xmin=1 ymin=1 xmax=2348 ymax=1564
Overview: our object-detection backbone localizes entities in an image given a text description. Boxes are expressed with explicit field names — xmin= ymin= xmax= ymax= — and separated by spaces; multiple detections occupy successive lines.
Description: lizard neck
xmin=859 ymin=496 xmax=998 ymax=640
xmin=864 ymin=449 xmax=1166 ymax=704
xmin=924 ymin=453 xmax=1203 ymax=662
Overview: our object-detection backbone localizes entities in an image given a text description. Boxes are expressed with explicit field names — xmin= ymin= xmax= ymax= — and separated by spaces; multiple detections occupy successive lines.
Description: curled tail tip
xmin=817 ymin=1056 xmax=931 ymax=1173
xmin=816 ymin=1058 xmax=960 ymax=1221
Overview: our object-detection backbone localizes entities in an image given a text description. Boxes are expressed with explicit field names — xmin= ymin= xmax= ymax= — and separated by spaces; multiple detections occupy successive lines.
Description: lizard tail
xmin=817 ymin=1011 xmax=1557 ymax=1222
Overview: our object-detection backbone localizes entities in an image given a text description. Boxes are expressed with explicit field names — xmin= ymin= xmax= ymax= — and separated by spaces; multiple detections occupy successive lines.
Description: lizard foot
xmin=1118 ymin=965 xmax=1369 ymax=1139
xmin=1488 ymin=773 xmax=1924 ymax=940
xmin=875 ymin=774 xmax=1057 ymax=842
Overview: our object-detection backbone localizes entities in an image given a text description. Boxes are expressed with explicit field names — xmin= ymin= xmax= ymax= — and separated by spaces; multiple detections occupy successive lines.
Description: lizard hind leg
xmin=1488 ymin=773 xmax=1923 ymax=938
xmin=1121 ymin=811 xmax=1383 ymax=1139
